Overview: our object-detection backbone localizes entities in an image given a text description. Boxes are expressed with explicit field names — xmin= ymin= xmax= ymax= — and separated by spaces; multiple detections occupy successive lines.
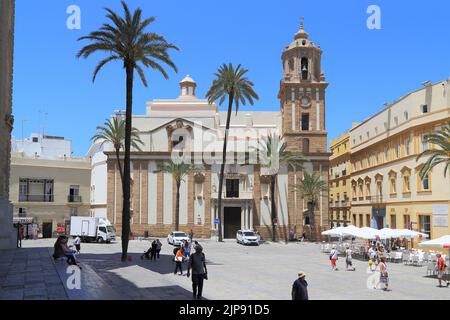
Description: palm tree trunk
xmin=309 ymin=200 xmax=315 ymax=242
xmin=175 ymin=181 xmax=180 ymax=231
xmin=121 ymin=63 xmax=134 ymax=262
xmin=115 ymin=147 xmax=123 ymax=182
xmin=217 ymin=93 xmax=234 ymax=242
xmin=270 ymin=175 xmax=277 ymax=242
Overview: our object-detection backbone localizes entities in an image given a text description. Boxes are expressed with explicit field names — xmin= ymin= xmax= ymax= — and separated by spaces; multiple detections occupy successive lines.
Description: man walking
xmin=150 ymin=239 xmax=158 ymax=261
xmin=436 ymin=254 xmax=450 ymax=288
xmin=187 ymin=245 xmax=208 ymax=300
xmin=155 ymin=239 xmax=162 ymax=259
xmin=74 ymin=235 xmax=81 ymax=254
xmin=330 ymin=245 xmax=339 ymax=271
xmin=291 ymin=271 xmax=308 ymax=300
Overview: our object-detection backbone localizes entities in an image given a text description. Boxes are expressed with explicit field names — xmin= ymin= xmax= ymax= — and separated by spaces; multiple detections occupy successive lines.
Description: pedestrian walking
xmin=330 ymin=245 xmax=339 ymax=271
xmin=368 ymin=245 xmax=377 ymax=271
xmin=378 ymin=257 xmax=389 ymax=291
xmin=155 ymin=239 xmax=162 ymax=259
xmin=436 ymin=254 xmax=450 ymax=288
xmin=184 ymin=240 xmax=191 ymax=258
xmin=345 ymin=245 xmax=355 ymax=271
xmin=174 ymin=247 xmax=183 ymax=275
xmin=187 ymin=245 xmax=208 ymax=300
xmin=189 ymin=229 xmax=194 ymax=242
xmin=291 ymin=271 xmax=308 ymax=300
xmin=74 ymin=235 xmax=81 ymax=254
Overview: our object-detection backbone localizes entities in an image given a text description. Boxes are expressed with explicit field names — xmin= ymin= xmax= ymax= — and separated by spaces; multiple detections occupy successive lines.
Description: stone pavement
xmin=2 ymin=239 xmax=450 ymax=300
xmin=0 ymin=247 xmax=67 ymax=300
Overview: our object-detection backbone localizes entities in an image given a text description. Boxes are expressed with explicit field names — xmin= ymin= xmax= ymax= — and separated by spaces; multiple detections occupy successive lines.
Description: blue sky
xmin=12 ymin=0 xmax=450 ymax=155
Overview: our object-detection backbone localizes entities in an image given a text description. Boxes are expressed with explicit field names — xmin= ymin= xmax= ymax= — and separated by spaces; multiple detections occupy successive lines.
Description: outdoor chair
xmin=426 ymin=262 xmax=436 ymax=276
xmin=411 ymin=254 xmax=419 ymax=266
xmin=402 ymin=252 xmax=409 ymax=265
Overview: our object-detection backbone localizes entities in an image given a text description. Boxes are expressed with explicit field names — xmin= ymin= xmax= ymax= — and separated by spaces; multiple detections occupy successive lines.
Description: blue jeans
xmin=65 ymin=253 xmax=77 ymax=265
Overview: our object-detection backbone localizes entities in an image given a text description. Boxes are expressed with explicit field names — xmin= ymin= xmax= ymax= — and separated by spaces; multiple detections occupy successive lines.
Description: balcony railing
xmin=212 ymin=191 xmax=253 ymax=200
xmin=68 ymin=195 xmax=82 ymax=203
xmin=370 ymin=195 xmax=384 ymax=204
xmin=19 ymin=194 xmax=54 ymax=202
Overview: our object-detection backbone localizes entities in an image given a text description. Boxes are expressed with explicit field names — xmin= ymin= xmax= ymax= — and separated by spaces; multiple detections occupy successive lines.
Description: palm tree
xmin=206 ymin=64 xmax=259 ymax=242
xmin=295 ymin=171 xmax=329 ymax=241
xmin=259 ymin=133 xmax=304 ymax=242
xmin=160 ymin=161 xmax=195 ymax=231
xmin=77 ymin=1 xmax=178 ymax=261
xmin=416 ymin=122 xmax=450 ymax=179
xmin=91 ymin=117 xmax=144 ymax=182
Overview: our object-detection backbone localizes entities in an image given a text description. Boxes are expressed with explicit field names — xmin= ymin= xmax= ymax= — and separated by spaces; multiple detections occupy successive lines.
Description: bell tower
xmin=278 ymin=18 xmax=330 ymax=239
xmin=279 ymin=18 xmax=328 ymax=154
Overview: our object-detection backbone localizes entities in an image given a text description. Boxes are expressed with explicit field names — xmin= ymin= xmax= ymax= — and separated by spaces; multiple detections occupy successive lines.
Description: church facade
xmin=103 ymin=21 xmax=330 ymax=240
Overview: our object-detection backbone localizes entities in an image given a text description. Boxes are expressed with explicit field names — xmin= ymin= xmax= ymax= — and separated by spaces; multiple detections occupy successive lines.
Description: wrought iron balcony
xmin=68 ymin=195 xmax=82 ymax=203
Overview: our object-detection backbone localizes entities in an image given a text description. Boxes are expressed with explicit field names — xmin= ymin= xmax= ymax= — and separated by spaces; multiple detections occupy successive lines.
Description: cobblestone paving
xmin=2 ymin=239 xmax=450 ymax=300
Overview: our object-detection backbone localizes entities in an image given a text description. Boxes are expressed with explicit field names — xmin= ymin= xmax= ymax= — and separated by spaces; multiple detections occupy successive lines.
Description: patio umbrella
xmin=357 ymin=227 xmax=380 ymax=240
xmin=419 ymin=235 xmax=450 ymax=259
xmin=321 ymin=226 xmax=347 ymax=237
xmin=396 ymin=229 xmax=429 ymax=239
xmin=419 ymin=235 xmax=450 ymax=248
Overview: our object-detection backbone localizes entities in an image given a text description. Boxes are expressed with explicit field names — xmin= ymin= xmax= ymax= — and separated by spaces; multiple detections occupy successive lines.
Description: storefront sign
xmin=432 ymin=204 xmax=448 ymax=227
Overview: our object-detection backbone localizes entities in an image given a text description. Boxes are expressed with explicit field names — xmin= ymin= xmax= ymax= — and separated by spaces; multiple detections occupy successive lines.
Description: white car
xmin=236 ymin=230 xmax=259 ymax=246
xmin=167 ymin=231 xmax=190 ymax=246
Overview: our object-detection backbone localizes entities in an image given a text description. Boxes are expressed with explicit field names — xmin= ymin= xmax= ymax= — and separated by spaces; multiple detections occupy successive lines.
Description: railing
xmin=19 ymin=194 xmax=54 ymax=202
xmin=370 ymin=195 xmax=384 ymax=204
xmin=212 ymin=191 xmax=253 ymax=199
xmin=68 ymin=195 xmax=82 ymax=203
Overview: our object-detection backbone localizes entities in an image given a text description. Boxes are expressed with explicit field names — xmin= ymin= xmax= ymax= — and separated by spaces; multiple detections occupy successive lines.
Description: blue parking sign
xmin=214 ymin=218 xmax=219 ymax=225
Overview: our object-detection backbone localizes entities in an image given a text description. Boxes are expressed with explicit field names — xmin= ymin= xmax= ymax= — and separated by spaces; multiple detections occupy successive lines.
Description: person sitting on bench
xmin=53 ymin=235 xmax=81 ymax=269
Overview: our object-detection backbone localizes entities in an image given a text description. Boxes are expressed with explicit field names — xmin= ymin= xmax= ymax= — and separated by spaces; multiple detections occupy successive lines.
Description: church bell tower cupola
xmin=179 ymin=75 xmax=197 ymax=98
xmin=279 ymin=18 xmax=328 ymax=154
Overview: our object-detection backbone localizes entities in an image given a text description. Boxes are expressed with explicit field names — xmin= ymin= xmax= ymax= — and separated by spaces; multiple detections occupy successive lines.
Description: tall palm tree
xmin=259 ymin=133 xmax=304 ymax=241
xmin=416 ymin=122 xmax=450 ymax=179
xmin=295 ymin=171 xmax=329 ymax=241
xmin=206 ymin=64 xmax=259 ymax=242
xmin=91 ymin=117 xmax=144 ymax=182
xmin=77 ymin=1 xmax=178 ymax=261
xmin=160 ymin=161 xmax=195 ymax=231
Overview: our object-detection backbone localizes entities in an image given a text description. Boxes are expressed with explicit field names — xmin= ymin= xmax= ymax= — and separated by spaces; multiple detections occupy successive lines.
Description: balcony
xmin=19 ymin=194 xmax=54 ymax=202
xmin=68 ymin=195 xmax=82 ymax=203
xmin=370 ymin=195 xmax=384 ymax=204
xmin=212 ymin=191 xmax=253 ymax=200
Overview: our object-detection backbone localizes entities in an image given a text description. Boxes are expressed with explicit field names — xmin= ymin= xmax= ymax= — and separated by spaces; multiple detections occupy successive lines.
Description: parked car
xmin=236 ymin=230 xmax=259 ymax=246
xmin=167 ymin=231 xmax=190 ymax=246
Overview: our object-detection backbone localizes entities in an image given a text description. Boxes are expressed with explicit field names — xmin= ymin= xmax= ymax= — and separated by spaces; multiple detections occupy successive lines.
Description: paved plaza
xmin=1 ymin=238 xmax=449 ymax=300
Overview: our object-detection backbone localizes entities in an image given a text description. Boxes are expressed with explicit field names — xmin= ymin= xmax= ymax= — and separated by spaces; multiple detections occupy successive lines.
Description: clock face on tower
xmin=301 ymin=96 xmax=311 ymax=108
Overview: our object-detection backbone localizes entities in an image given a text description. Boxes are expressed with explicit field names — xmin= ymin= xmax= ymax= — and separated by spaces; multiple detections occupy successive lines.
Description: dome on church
xmin=180 ymin=75 xmax=196 ymax=84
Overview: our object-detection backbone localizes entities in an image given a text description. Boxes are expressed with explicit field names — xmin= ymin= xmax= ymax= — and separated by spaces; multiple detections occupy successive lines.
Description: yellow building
xmin=347 ymin=79 xmax=450 ymax=244
xmin=329 ymin=132 xmax=351 ymax=227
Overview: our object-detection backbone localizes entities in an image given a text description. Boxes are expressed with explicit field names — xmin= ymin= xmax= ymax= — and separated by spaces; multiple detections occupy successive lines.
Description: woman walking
xmin=378 ymin=257 xmax=389 ymax=291
xmin=345 ymin=245 xmax=355 ymax=271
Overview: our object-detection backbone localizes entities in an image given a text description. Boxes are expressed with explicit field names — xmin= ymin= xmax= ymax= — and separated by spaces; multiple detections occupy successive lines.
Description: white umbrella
xmin=419 ymin=235 xmax=450 ymax=259
xmin=321 ymin=226 xmax=346 ymax=237
xmin=396 ymin=229 xmax=429 ymax=239
xmin=419 ymin=235 xmax=450 ymax=248
xmin=357 ymin=227 xmax=380 ymax=240
xmin=341 ymin=225 xmax=363 ymax=237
